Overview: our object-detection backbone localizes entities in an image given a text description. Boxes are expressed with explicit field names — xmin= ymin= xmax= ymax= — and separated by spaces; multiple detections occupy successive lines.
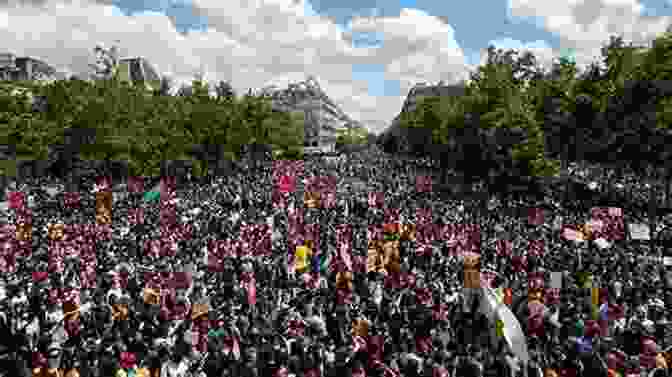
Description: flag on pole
xmin=480 ymin=286 xmax=529 ymax=365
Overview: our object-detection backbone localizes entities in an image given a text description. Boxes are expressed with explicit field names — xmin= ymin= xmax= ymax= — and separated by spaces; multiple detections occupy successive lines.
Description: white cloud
xmin=346 ymin=8 xmax=471 ymax=129
xmin=508 ymin=0 xmax=671 ymax=70
xmin=484 ymin=38 xmax=556 ymax=70
xmin=0 ymin=0 xmax=475 ymax=135
xmin=4 ymin=0 xmax=669 ymax=136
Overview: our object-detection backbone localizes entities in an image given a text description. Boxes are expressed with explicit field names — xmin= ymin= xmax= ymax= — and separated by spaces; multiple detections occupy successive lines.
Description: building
xmin=301 ymin=98 xmax=338 ymax=153
xmin=401 ymin=82 xmax=466 ymax=114
xmin=271 ymin=99 xmax=339 ymax=155
xmin=0 ymin=53 xmax=56 ymax=81
xmin=116 ymin=57 xmax=161 ymax=91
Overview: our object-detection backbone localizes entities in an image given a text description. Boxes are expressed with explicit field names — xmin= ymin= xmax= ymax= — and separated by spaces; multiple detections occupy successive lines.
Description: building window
xmin=312 ymin=141 xmax=318 ymax=147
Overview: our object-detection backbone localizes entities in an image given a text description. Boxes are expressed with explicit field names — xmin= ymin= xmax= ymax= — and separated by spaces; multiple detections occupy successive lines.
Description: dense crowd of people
xmin=0 ymin=148 xmax=671 ymax=377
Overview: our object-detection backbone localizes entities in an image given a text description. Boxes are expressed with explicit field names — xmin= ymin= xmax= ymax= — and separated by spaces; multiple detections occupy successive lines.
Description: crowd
xmin=0 ymin=147 xmax=671 ymax=377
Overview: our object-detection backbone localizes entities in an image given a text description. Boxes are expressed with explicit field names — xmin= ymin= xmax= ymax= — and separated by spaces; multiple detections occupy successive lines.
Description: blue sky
xmin=1 ymin=0 xmax=671 ymax=133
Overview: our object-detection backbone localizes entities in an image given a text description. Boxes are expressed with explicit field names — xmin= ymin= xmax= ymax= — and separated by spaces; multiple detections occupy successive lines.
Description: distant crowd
xmin=0 ymin=149 xmax=670 ymax=377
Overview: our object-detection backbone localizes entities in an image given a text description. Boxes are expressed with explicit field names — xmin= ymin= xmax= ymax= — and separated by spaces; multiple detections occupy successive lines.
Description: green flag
xmin=143 ymin=190 xmax=160 ymax=202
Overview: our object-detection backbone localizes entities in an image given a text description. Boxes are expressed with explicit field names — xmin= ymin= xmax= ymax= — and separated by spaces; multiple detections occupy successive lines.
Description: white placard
xmin=628 ymin=223 xmax=650 ymax=240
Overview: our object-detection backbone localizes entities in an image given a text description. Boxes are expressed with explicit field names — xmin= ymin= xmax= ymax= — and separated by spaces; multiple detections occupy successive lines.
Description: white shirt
xmin=161 ymin=359 xmax=189 ymax=377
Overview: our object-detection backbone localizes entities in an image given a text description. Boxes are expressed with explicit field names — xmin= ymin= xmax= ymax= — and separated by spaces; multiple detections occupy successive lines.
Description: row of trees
xmin=378 ymin=29 xmax=672 ymax=253
xmin=379 ymin=30 xmax=672 ymax=201
xmin=336 ymin=126 xmax=376 ymax=153
xmin=0 ymin=75 xmax=307 ymax=180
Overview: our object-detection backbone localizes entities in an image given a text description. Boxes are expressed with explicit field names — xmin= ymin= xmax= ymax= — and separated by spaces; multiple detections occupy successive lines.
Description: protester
xmin=0 ymin=149 xmax=670 ymax=377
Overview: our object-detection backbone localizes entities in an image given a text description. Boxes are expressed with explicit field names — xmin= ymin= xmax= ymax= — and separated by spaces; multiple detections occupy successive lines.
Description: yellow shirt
xmin=295 ymin=246 xmax=312 ymax=273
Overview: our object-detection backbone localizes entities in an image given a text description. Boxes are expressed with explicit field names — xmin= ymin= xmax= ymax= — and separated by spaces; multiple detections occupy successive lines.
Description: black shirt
xmin=205 ymin=352 xmax=225 ymax=377
xmin=99 ymin=353 xmax=118 ymax=377
xmin=456 ymin=358 xmax=482 ymax=377
xmin=128 ymin=337 xmax=148 ymax=365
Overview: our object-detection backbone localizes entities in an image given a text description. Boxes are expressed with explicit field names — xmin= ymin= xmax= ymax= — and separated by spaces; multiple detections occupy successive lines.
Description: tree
xmin=155 ymin=75 xmax=173 ymax=96
xmin=90 ymin=42 xmax=119 ymax=81
xmin=177 ymin=84 xmax=193 ymax=97
xmin=215 ymin=80 xmax=236 ymax=101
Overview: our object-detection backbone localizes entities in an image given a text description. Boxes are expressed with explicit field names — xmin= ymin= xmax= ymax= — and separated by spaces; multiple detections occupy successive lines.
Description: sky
xmin=0 ymin=0 xmax=671 ymax=134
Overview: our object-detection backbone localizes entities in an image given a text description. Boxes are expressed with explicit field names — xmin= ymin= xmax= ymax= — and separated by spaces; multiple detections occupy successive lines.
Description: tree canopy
xmin=0 ymin=76 xmax=306 ymax=179
xmin=379 ymin=29 xmax=672 ymax=198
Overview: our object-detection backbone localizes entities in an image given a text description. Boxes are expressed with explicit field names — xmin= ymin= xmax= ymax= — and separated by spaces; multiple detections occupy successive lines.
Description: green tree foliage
xmin=383 ymin=29 xmax=672 ymax=201
xmin=0 ymin=76 xmax=306 ymax=179
xmin=214 ymin=80 xmax=236 ymax=102
xmin=336 ymin=126 xmax=369 ymax=152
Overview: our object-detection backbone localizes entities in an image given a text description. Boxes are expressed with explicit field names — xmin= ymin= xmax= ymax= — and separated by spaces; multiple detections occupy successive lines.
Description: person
xmin=456 ymin=345 xmax=483 ymax=377
xmin=160 ymin=344 xmax=189 ymax=377
xmin=4 ymin=151 xmax=672 ymax=377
